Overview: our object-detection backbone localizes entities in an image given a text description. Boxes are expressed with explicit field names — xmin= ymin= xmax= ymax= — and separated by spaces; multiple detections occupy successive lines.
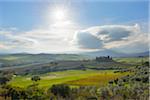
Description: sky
xmin=0 ymin=0 xmax=149 ymax=54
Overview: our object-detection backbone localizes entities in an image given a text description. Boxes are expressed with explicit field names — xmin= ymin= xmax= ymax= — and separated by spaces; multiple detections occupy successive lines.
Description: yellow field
xmin=66 ymin=71 xmax=129 ymax=86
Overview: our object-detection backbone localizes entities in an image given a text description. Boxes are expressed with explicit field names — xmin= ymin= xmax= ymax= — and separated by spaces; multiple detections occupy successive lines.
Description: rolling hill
xmin=83 ymin=50 xmax=149 ymax=57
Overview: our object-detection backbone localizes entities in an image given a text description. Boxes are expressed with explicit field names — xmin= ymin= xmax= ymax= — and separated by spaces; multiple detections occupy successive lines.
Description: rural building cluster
xmin=95 ymin=56 xmax=113 ymax=62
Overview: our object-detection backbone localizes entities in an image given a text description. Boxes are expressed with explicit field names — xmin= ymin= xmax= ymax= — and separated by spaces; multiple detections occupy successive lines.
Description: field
xmin=114 ymin=57 xmax=149 ymax=64
xmin=2 ymin=55 xmax=144 ymax=89
xmin=8 ymin=70 xmax=130 ymax=89
xmin=0 ymin=54 xmax=149 ymax=100
xmin=66 ymin=71 xmax=130 ymax=86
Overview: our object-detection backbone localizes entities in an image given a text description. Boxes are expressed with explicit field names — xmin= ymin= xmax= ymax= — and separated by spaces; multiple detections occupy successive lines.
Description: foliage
xmin=25 ymin=83 xmax=46 ymax=100
xmin=31 ymin=75 xmax=41 ymax=82
xmin=99 ymin=64 xmax=149 ymax=100
xmin=50 ymin=84 xmax=71 ymax=98
xmin=0 ymin=77 xmax=10 ymax=85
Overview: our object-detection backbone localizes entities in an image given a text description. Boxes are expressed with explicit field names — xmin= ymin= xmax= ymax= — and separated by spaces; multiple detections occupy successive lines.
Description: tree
xmin=50 ymin=84 xmax=70 ymax=98
xmin=0 ymin=77 xmax=10 ymax=85
xmin=31 ymin=75 xmax=41 ymax=82
xmin=143 ymin=61 xmax=149 ymax=66
xmin=26 ymin=84 xmax=45 ymax=100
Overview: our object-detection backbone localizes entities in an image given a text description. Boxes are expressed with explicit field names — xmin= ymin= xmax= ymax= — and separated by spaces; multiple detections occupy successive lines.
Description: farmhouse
xmin=95 ymin=56 xmax=113 ymax=62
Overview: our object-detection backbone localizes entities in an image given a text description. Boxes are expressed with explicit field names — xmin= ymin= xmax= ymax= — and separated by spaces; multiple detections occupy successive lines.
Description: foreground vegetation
xmin=0 ymin=56 xmax=149 ymax=100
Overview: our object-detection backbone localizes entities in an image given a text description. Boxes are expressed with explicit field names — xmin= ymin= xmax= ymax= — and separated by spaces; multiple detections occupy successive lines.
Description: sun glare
xmin=54 ymin=9 xmax=66 ymax=20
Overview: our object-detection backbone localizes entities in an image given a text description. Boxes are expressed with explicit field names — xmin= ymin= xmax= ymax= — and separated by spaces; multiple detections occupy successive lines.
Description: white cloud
xmin=0 ymin=19 xmax=80 ymax=53
xmin=0 ymin=24 xmax=149 ymax=53
xmin=73 ymin=24 xmax=149 ymax=53
xmin=0 ymin=30 xmax=36 ymax=51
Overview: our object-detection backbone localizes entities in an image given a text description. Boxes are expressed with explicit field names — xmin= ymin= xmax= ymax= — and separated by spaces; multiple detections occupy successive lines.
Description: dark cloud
xmin=75 ymin=31 xmax=103 ymax=49
xmin=96 ymin=25 xmax=134 ymax=42
xmin=101 ymin=28 xmax=130 ymax=42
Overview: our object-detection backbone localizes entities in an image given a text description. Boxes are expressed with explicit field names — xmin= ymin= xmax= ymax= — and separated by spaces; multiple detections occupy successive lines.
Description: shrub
xmin=0 ymin=77 xmax=10 ymax=85
xmin=31 ymin=75 xmax=41 ymax=82
xmin=50 ymin=84 xmax=70 ymax=98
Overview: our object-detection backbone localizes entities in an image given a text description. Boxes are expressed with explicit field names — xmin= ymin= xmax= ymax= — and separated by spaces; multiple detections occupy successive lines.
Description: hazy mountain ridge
xmin=0 ymin=53 xmax=90 ymax=69
xmin=82 ymin=50 xmax=149 ymax=57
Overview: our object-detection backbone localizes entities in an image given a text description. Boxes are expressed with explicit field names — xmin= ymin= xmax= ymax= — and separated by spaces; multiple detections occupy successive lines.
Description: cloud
xmin=74 ymin=31 xmax=103 ymax=49
xmin=0 ymin=29 xmax=37 ymax=53
xmin=0 ymin=20 xmax=80 ymax=53
xmin=73 ymin=24 xmax=149 ymax=53
xmin=0 ymin=43 xmax=9 ymax=49
xmin=0 ymin=24 xmax=148 ymax=53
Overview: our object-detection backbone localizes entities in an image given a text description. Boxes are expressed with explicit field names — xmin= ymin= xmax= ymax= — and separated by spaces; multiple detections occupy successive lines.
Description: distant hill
xmin=82 ymin=50 xmax=149 ymax=57
xmin=0 ymin=53 xmax=90 ymax=69
xmin=0 ymin=53 xmax=90 ymax=61
xmin=127 ymin=51 xmax=149 ymax=57
xmin=82 ymin=50 xmax=126 ymax=57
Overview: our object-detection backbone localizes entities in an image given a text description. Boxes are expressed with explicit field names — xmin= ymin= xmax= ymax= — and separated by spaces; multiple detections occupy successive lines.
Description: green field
xmin=114 ymin=57 xmax=149 ymax=64
xmin=9 ymin=70 xmax=130 ymax=89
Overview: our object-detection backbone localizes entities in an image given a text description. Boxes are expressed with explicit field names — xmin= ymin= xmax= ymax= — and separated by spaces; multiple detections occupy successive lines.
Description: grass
xmin=2 ymin=56 xmax=20 ymax=61
xmin=114 ymin=57 xmax=149 ymax=64
xmin=65 ymin=71 xmax=129 ymax=86
xmin=9 ymin=69 xmax=130 ymax=89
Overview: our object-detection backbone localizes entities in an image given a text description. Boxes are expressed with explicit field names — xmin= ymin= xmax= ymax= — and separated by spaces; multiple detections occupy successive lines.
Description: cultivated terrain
xmin=0 ymin=53 xmax=149 ymax=100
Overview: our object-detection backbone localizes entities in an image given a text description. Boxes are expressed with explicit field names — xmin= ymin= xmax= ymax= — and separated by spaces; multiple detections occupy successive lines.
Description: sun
xmin=54 ymin=9 xmax=66 ymax=21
